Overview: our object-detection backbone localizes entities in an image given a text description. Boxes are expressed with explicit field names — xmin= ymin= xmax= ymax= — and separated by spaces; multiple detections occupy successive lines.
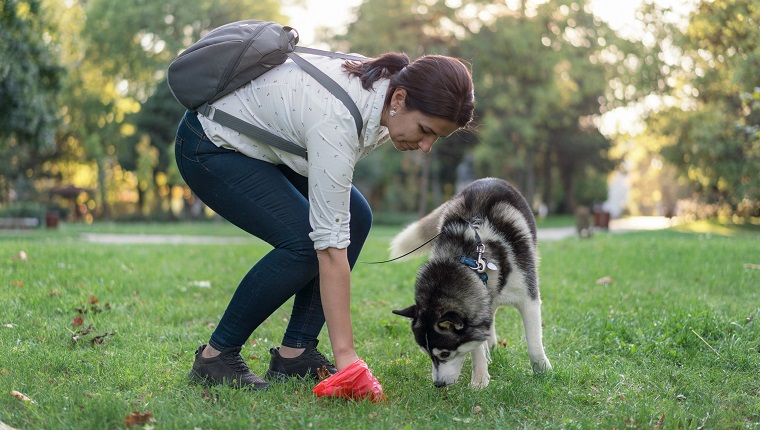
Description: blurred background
xmin=1 ymin=0 xmax=758 ymax=227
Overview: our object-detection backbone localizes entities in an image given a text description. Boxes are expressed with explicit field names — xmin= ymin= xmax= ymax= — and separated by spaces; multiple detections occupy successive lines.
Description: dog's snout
xmin=434 ymin=380 xmax=448 ymax=388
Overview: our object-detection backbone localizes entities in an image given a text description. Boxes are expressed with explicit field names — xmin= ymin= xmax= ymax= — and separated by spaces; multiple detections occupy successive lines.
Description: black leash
xmin=358 ymin=232 xmax=441 ymax=265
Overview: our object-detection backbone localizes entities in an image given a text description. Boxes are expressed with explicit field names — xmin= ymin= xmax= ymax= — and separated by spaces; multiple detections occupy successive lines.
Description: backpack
xmin=167 ymin=20 xmax=366 ymax=159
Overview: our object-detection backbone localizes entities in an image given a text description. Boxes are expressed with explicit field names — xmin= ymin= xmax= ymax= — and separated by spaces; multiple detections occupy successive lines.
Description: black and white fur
xmin=391 ymin=178 xmax=551 ymax=388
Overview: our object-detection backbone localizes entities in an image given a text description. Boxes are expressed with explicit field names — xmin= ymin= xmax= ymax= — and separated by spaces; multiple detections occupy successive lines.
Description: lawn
xmin=1 ymin=221 xmax=758 ymax=429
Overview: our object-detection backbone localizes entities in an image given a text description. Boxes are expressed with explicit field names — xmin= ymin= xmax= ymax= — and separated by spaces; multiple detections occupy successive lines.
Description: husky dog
xmin=391 ymin=177 xmax=552 ymax=388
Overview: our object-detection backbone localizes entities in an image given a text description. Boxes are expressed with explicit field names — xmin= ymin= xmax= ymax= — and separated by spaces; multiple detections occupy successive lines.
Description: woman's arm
xmin=317 ymin=247 xmax=360 ymax=371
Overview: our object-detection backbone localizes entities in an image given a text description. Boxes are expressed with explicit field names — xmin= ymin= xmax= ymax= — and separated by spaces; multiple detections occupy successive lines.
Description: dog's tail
xmin=389 ymin=203 xmax=448 ymax=260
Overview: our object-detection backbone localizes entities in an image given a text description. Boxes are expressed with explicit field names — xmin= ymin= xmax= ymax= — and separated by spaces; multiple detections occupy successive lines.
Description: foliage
xmin=0 ymin=224 xmax=758 ymax=428
xmin=0 ymin=201 xmax=46 ymax=219
xmin=0 ymin=0 xmax=64 ymax=203
xmin=1 ymin=0 xmax=757 ymax=220
xmin=46 ymin=0 xmax=287 ymax=219
xmin=645 ymin=0 xmax=760 ymax=214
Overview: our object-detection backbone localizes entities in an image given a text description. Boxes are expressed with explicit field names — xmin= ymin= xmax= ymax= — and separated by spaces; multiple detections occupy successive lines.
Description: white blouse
xmin=198 ymin=54 xmax=390 ymax=250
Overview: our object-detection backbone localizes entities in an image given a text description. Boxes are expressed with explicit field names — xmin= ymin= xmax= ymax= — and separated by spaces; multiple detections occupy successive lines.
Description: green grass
xmin=1 ymin=222 xmax=758 ymax=429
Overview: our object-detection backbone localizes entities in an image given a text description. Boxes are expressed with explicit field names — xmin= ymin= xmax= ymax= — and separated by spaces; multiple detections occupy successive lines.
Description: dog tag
xmin=486 ymin=261 xmax=498 ymax=271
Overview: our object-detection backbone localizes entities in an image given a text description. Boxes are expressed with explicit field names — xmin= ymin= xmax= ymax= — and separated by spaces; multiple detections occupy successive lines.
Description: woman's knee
xmin=350 ymin=188 xmax=373 ymax=240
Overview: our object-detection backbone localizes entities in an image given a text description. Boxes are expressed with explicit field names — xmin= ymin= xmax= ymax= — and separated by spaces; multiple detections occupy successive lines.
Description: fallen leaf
xmin=654 ymin=413 xmax=666 ymax=428
xmin=1 ymin=369 xmax=9 ymax=376
xmin=316 ymin=365 xmax=331 ymax=381
xmin=124 ymin=411 xmax=154 ymax=428
xmin=71 ymin=315 xmax=84 ymax=327
xmin=88 ymin=295 xmax=99 ymax=305
xmin=76 ymin=325 xmax=95 ymax=336
xmin=12 ymin=251 xmax=28 ymax=261
xmin=91 ymin=332 xmax=114 ymax=345
xmin=11 ymin=281 xmax=24 ymax=287
xmin=743 ymin=263 xmax=760 ymax=270
xmin=3 ymin=324 xmax=13 ymax=329
xmin=49 ymin=290 xmax=61 ymax=297
xmin=10 ymin=390 xmax=34 ymax=404
xmin=596 ymin=276 xmax=615 ymax=285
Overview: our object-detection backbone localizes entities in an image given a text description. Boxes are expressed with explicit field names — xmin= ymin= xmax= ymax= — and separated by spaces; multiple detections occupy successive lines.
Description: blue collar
xmin=456 ymin=256 xmax=488 ymax=284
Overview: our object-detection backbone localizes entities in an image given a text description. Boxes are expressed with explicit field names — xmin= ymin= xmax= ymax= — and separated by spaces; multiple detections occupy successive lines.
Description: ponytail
xmin=342 ymin=52 xmax=411 ymax=90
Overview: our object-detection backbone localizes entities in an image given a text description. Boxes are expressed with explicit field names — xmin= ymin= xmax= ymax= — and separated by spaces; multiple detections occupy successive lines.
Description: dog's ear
xmin=437 ymin=311 xmax=465 ymax=331
xmin=392 ymin=305 xmax=417 ymax=319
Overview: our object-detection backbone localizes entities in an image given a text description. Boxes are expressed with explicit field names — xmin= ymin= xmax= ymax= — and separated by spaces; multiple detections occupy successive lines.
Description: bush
xmin=0 ymin=201 xmax=46 ymax=219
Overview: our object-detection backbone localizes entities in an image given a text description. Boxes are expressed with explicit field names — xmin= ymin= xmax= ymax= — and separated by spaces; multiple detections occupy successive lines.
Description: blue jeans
xmin=174 ymin=111 xmax=372 ymax=350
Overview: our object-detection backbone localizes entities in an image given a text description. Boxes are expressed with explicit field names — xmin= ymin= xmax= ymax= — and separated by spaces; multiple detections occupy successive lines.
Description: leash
xmin=358 ymin=232 xmax=441 ymax=265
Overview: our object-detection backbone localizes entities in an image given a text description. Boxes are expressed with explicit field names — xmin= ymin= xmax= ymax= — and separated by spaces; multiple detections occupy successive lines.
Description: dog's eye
xmin=439 ymin=351 xmax=450 ymax=359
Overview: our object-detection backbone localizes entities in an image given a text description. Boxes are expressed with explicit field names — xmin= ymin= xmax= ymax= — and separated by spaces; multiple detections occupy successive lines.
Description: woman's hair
xmin=343 ymin=53 xmax=475 ymax=128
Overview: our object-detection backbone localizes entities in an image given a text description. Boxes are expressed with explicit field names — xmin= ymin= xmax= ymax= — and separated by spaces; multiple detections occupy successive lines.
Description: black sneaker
xmin=265 ymin=340 xmax=337 ymax=382
xmin=187 ymin=344 xmax=269 ymax=390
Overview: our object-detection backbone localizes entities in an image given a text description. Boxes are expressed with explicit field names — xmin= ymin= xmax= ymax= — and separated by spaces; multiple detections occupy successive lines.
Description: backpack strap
xmin=197 ymin=103 xmax=308 ymax=159
xmin=287 ymin=50 xmax=365 ymax=140
xmin=198 ymin=46 xmax=367 ymax=160
xmin=293 ymin=46 xmax=366 ymax=62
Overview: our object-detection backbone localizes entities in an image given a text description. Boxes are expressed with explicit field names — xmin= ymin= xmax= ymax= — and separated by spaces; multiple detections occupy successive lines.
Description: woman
xmin=175 ymin=51 xmax=475 ymax=392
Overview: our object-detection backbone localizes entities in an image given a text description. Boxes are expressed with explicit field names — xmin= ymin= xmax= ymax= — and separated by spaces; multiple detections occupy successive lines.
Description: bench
xmin=0 ymin=217 xmax=40 ymax=229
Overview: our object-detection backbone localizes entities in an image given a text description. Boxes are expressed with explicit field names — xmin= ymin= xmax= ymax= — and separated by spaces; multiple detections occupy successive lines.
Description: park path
xmin=81 ymin=216 xmax=675 ymax=245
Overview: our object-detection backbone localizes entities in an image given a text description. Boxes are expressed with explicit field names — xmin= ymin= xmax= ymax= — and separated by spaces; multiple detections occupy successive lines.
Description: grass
xmin=1 ymin=221 xmax=758 ymax=429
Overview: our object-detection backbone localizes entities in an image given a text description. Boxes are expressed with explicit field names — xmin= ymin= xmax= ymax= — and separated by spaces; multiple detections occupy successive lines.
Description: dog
xmin=390 ymin=177 xmax=552 ymax=388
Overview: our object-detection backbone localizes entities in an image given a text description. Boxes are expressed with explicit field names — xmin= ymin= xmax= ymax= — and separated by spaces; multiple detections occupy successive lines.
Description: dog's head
xmin=393 ymin=260 xmax=493 ymax=387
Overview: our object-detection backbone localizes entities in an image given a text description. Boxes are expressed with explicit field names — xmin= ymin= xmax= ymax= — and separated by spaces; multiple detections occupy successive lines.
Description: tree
xmin=338 ymin=0 xmax=475 ymax=214
xmin=646 ymin=0 xmax=760 ymax=215
xmin=0 ymin=0 xmax=64 ymax=204
xmin=464 ymin=0 xmax=627 ymax=211
xmin=56 ymin=0 xmax=286 ymax=218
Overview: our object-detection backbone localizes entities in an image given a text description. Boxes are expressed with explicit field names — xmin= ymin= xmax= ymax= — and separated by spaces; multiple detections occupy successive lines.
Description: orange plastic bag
xmin=312 ymin=358 xmax=386 ymax=402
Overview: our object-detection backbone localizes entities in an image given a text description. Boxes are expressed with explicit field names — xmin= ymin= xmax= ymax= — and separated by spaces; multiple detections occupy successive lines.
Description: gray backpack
xmin=167 ymin=20 xmax=366 ymax=159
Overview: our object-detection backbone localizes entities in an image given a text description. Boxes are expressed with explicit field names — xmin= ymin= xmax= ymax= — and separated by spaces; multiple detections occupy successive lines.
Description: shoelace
xmin=223 ymin=349 xmax=251 ymax=373
xmin=303 ymin=348 xmax=331 ymax=366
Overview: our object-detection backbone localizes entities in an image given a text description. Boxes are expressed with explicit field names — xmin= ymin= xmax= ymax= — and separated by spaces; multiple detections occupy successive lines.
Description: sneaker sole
xmin=188 ymin=370 xmax=269 ymax=390
xmin=264 ymin=369 xmax=296 ymax=382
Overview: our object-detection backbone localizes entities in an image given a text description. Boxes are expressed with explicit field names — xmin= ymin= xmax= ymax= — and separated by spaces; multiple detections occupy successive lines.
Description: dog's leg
xmin=518 ymin=298 xmax=552 ymax=374
xmin=487 ymin=314 xmax=497 ymax=349
xmin=470 ymin=341 xmax=491 ymax=388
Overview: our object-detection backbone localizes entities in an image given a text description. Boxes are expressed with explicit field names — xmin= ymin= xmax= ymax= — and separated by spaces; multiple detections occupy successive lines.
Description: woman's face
xmin=382 ymin=89 xmax=460 ymax=153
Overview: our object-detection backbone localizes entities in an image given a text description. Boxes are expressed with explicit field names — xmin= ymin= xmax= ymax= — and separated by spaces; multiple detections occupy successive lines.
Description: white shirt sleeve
xmin=303 ymin=113 xmax=358 ymax=250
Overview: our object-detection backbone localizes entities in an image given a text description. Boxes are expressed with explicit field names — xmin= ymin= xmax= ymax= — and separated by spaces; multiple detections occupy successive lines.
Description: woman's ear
xmin=392 ymin=88 xmax=407 ymax=109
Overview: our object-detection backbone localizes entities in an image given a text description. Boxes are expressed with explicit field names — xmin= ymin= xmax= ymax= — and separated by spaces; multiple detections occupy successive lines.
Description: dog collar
xmin=456 ymin=256 xmax=489 ymax=284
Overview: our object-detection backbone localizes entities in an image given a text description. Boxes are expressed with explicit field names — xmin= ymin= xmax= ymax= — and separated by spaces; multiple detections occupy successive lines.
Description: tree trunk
xmin=523 ymin=145 xmax=536 ymax=207
xmin=560 ymin=164 xmax=576 ymax=213
xmin=96 ymin=156 xmax=109 ymax=220
xmin=541 ymin=147 xmax=553 ymax=212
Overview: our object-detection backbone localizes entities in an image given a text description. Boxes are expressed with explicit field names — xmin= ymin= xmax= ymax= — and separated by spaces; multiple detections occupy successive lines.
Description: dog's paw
xmin=471 ymin=372 xmax=490 ymax=389
xmin=531 ymin=357 xmax=552 ymax=374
